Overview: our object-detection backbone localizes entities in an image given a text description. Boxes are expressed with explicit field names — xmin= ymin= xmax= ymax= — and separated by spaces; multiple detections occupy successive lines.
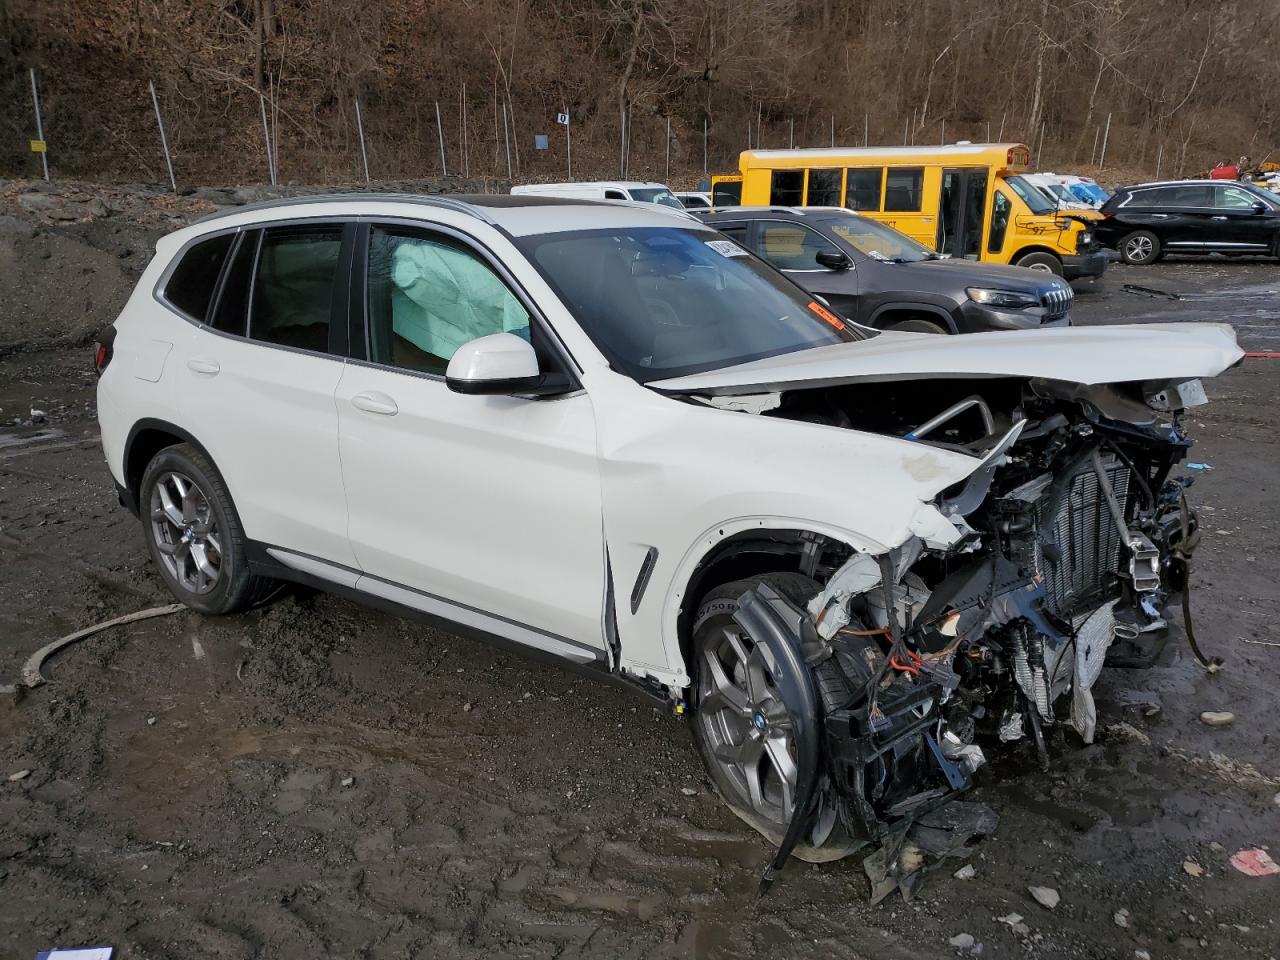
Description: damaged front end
xmin=717 ymin=373 xmax=1215 ymax=887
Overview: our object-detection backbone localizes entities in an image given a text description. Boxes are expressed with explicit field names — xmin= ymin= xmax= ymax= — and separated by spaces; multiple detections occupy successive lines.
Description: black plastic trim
xmin=629 ymin=546 xmax=659 ymax=614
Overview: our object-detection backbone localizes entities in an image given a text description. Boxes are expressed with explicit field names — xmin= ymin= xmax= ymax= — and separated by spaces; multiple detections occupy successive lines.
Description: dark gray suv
xmin=697 ymin=207 xmax=1073 ymax=333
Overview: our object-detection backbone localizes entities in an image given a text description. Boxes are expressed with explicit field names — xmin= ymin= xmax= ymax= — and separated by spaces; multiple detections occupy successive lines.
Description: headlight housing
xmin=1079 ymin=230 xmax=1094 ymax=247
xmin=966 ymin=287 xmax=1039 ymax=310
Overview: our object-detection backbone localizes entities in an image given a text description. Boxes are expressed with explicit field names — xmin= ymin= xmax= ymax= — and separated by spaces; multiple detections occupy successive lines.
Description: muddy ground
xmin=1 ymin=192 xmax=1279 ymax=959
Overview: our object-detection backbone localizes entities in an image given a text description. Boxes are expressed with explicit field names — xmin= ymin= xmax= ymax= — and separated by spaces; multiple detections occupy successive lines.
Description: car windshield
xmin=519 ymin=226 xmax=869 ymax=382
xmin=825 ymin=215 xmax=937 ymax=263
xmin=629 ymin=188 xmax=685 ymax=210
xmin=1006 ymin=176 xmax=1056 ymax=215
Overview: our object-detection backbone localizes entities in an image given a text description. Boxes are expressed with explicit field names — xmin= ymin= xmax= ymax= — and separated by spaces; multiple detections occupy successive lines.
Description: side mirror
xmin=445 ymin=333 xmax=569 ymax=396
xmin=815 ymin=249 xmax=852 ymax=271
xmin=1251 ymin=200 xmax=1268 ymax=215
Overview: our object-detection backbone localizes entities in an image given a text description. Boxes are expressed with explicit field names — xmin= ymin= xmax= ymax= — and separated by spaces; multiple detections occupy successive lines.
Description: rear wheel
xmin=1118 ymin=230 xmax=1160 ymax=265
xmin=1013 ymin=251 xmax=1065 ymax=275
xmin=690 ymin=573 xmax=855 ymax=861
xmin=139 ymin=443 xmax=276 ymax=615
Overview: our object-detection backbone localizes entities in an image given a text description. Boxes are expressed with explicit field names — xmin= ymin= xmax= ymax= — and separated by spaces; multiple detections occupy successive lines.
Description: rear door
xmin=174 ymin=221 xmax=358 ymax=568
xmin=1157 ymin=184 xmax=1216 ymax=247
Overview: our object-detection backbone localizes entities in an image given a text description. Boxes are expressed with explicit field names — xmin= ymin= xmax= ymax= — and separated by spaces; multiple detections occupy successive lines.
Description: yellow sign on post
xmin=30 ymin=139 xmax=47 ymax=153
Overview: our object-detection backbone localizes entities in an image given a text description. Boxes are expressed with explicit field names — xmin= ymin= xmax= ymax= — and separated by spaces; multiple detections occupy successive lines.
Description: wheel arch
xmin=663 ymin=520 xmax=881 ymax=689
xmin=1010 ymin=245 xmax=1063 ymax=268
xmin=868 ymin=301 xmax=958 ymax=333
xmin=122 ymin=418 xmax=219 ymax=516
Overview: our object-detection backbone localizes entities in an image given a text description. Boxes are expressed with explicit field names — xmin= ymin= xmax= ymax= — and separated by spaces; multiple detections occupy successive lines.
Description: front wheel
xmin=139 ymin=443 xmax=276 ymax=615
xmin=886 ymin=317 xmax=948 ymax=334
xmin=1013 ymin=251 xmax=1064 ymax=275
xmin=690 ymin=573 xmax=855 ymax=862
xmin=1118 ymin=230 xmax=1161 ymax=265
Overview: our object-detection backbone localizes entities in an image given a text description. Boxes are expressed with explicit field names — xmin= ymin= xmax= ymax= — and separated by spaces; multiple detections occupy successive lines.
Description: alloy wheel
xmin=149 ymin=470 xmax=222 ymax=594
xmin=697 ymin=623 xmax=797 ymax=828
xmin=1124 ymin=235 xmax=1153 ymax=262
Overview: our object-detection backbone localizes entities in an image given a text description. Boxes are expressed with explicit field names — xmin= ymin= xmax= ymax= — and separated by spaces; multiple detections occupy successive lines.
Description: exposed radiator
xmin=1036 ymin=455 xmax=1130 ymax=618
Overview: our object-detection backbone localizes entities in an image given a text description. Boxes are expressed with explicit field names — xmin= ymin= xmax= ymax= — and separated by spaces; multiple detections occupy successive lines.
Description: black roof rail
xmin=190 ymin=192 xmax=494 ymax=226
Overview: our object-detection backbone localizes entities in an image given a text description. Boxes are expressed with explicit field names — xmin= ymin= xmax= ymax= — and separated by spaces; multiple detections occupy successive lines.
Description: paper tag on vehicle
xmin=1175 ymin=379 xmax=1208 ymax=407
xmin=705 ymin=239 xmax=748 ymax=258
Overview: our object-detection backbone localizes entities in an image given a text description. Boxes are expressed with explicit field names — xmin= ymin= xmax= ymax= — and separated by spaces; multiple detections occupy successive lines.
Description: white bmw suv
xmin=96 ymin=194 xmax=1240 ymax=878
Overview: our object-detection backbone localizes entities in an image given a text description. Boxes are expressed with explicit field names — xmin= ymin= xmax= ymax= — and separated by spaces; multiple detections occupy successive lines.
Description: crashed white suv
xmin=96 ymin=194 xmax=1241 ymax=878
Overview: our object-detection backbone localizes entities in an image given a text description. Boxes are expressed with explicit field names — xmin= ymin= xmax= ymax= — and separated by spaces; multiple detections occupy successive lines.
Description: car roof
xmin=1122 ymin=179 xmax=1245 ymax=189
xmin=697 ymin=205 xmax=857 ymax=220
xmin=187 ymin=192 xmax=705 ymax=239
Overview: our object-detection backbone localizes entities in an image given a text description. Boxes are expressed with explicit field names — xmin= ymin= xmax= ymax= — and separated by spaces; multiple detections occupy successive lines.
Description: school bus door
xmin=936 ymin=168 xmax=990 ymax=260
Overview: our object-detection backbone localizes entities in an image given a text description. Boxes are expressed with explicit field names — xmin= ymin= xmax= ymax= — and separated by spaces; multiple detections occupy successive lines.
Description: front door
xmin=937 ymin=168 xmax=989 ymax=260
xmin=335 ymin=222 xmax=606 ymax=657
xmin=1213 ymin=184 xmax=1275 ymax=251
xmin=747 ymin=220 xmax=862 ymax=321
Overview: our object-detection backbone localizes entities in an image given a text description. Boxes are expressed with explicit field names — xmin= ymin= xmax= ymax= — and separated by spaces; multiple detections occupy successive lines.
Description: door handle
xmin=351 ymin=390 xmax=398 ymax=416
xmin=1151 ymin=214 xmax=1170 ymax=219
xmin=1211 ymin=215 xmax=1228 ymax=221
xmin=187 ymin=357 xmax=220 ymax=376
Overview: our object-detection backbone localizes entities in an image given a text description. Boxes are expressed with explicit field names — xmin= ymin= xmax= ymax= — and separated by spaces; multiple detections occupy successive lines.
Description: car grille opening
xmin=1039 ymin=285 xmax=1073 ymax=322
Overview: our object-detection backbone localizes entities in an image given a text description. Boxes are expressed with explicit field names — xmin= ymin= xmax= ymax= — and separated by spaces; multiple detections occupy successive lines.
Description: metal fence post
xmin=354 ymin=98 xmax=371 ymax=185
xmin=29 ymin=68 xmax=50 ymax=181
xmin=703 ymin=116 xmax=707 ymax=174
xmin=665 ymin=116 xmax=671 ymax=181
xmin=148 ymin=80 xmax=177 ymax=193
xmin=461 ymin=83 xmax=470 ymax=178
xmin=1098 ymin=113 xmax=1112 ymax=171
xmin=1155 ymin=142 xmax=1163 ymax=179
xmin=502 ymin=101 xmax=513 ymax=180
xmin=864 ymin=112 xmax=868 ymax=147
xmin=789 ymin=117 xmax=794 ymax=149
xmin=997 ymin=111 xmax=1006 ymax=141
xmin=941 ymin=119 xmax=946 ymax=145
xmin=1035 ymin=121 xmax=1046 ymax=167
xmin=435 ymin=101 xmax=448 ymax=176
xmin=259 ymin=93 xmax=276 ymax=186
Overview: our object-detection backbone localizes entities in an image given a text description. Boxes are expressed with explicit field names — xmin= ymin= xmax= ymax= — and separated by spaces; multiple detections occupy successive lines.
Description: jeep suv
xmin=698 ymin=207 xmax=1074 ymax=333
xmin=96 ymin=194 xmax=1241 ymax=877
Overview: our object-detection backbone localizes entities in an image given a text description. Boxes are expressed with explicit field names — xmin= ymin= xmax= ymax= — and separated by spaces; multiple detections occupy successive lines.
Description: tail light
xmin=93 ymin=327 xmax=116 ymax=376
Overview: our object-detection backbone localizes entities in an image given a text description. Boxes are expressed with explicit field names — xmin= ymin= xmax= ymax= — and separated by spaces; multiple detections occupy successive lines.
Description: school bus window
xmin=770 ymin=170 xmax=805 ymax=205
xmin=845 ymin=168 xmax=882 ymax=211
xmin=884 ymin=168 xmax=924 ymax=212
xmin=807 ymin=169 xmax=842 ymax=206
xmin=989 ymin=189 xmax=1012 ymax=253
xmin=712 ymin=181 xmax=742 ymax=206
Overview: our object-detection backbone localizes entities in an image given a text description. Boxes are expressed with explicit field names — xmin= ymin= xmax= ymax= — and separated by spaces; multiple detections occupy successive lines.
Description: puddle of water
xmin=0 ymin=427 xmax=64 ymax=450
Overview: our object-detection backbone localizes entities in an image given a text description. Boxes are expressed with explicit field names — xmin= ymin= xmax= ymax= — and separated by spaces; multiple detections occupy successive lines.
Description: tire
xmin=1013 ymin=251 xmax=1065 ymax=275
xmin=689 ymin=573 xmax=857 ymax=862
xmin=886 ymin=317 xmax=949 ymax=334
xmin=139 ymin=443 xmax=276 ymax=615
xmin=1118 ymin=230 xmax=1160 ymax=266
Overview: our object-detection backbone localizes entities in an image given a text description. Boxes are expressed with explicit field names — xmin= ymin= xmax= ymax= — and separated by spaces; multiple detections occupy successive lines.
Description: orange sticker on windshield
xmin=807 ymin=301 xmax=845 ymax=330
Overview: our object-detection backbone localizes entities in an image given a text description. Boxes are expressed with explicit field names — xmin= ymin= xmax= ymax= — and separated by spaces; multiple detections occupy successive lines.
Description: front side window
xmin=828 ymin=215 xmax=935 ymax=263
xmin=679 ymin=195 xmax=710 ymax=209
xmin=519 ymin=226 xmax=867 ymax=382
xmin=770 ymin=170 xmax=805 ymax=205
xmin=989 ymin=190 xmax=1013 ymax=253
xmin=248 ymin=225 xmax=343 ymax=352
xmin=806 ymin=169 xmax=842 ymax=206
xmin=755 ymin=222 xmax=840 ymax=271
xmin=845 ymin=168 xmax=882 ymax=210
xmin=883 ymin=168 xmax=924 ymax=212
xmin=165 ymin=233 xmax=235 ymax=322
xmin=366 ymin=226 xmax=531 ymax=375
xmin=1005 ymin=176 xmax=1055 ymax=215
xmin=1217 ymin=185 xmax=1258 ymax=209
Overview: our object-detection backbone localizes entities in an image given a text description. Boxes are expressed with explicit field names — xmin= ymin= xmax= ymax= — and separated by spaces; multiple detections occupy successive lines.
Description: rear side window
xmin=845 ymin=168 xmax=882 ymax=210
xmin=884 ymin=168 xmax=924 ymax=212
xmin=770 ymin=170 xmax=805 ymax=205
xmin=806 ymin=169 xmax=842 ymax=206
xmin=164 ymin=233 xmax=234 ymax=321
xmin=248 ymin=225 xmax=343 ymax=352
xmin=208 ymin=231 xmax=259 ymax=335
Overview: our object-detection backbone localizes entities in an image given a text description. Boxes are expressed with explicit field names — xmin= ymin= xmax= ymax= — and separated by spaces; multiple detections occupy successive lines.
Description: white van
xmin=511 ymin=181 xmax=685 ymax=210
xmin=1024 ymin=173 xmax=1106 ymax=210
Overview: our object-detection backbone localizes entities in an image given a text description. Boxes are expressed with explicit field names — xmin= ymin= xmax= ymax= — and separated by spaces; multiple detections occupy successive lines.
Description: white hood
xmin=651 ymin=323 xmax=1243 ymax=396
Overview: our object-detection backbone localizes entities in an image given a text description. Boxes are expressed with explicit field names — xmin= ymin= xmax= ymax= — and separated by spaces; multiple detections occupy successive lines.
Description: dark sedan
xmin=697 ymin=207 xmax=1072 ymax=334
xmin=1095 ymin=180 xmax=1280 ymax=264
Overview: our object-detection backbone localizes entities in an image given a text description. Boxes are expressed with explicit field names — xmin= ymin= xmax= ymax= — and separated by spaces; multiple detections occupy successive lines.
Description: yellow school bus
xmin=711 ymin=144 xmax=1105 ymax=279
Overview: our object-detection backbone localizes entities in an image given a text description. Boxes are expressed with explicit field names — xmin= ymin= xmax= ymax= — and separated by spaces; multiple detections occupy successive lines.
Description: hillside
xmin=1 ymin=0 xmax=1277 ymax=187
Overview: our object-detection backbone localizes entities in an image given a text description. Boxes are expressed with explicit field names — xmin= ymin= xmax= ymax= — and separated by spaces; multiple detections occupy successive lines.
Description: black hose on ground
xmin=1174 ymin=487 xmax=1222 ymax=672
